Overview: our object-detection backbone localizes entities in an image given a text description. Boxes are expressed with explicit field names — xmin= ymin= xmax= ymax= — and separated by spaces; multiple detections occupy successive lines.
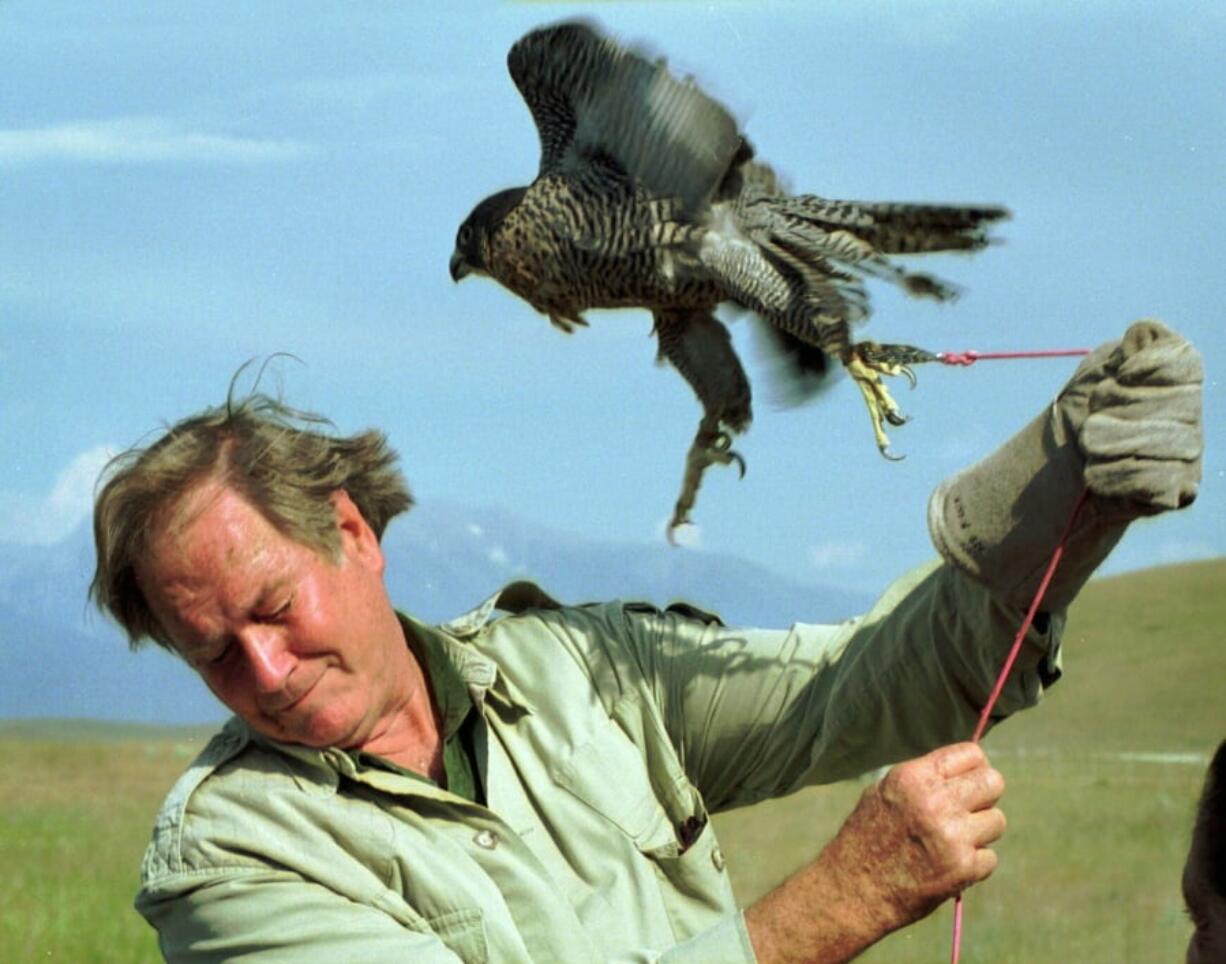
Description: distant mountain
xmin=389 ymin=500 xmax=869 ymax=627
xmin=0 ymin=501 xmax=872 ymax=725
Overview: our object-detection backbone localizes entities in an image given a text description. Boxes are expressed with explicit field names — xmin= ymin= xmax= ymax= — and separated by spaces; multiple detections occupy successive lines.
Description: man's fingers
xmin=840 ymin=747 xmax=1012 ymax=929
xmin=949 ymin=764 xmax=1006 ymax=812
xmin=929 ymin=743 xmax=1006 ymax=798
xmin=968 ymin=843 xmax=999 ymax=883
xmin=929 ymin=741 xmax=988 ymax=779
xmin=965 ymin=805 xmax=1007 ymax=848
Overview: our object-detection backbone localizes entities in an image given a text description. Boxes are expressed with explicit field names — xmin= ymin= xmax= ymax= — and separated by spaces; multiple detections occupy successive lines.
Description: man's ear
xmin=330 ymin=490 xmax=385 ymax=575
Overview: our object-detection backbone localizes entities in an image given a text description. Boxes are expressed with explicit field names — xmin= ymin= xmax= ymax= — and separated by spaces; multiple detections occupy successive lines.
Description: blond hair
xmin=90 ymin=392 xmax=411 ymax=650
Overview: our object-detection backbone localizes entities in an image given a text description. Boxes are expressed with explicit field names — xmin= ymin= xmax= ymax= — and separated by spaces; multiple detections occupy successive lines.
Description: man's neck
xmin=355 ymin=643 xmax=445 ymax=781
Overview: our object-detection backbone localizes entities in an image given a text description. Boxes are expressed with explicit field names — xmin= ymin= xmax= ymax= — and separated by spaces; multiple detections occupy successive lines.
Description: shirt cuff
xmin=659 ymin=911 xmax=758 ymax=963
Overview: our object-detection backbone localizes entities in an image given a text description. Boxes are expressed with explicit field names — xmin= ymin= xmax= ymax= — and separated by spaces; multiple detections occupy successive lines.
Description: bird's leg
xmin=651 ymin=308 xmax=752 ymax=541
xmin=668 ymin=413 xmax=746 ymax=543
xmin=843 ymin=341 xmax=938 ymax=459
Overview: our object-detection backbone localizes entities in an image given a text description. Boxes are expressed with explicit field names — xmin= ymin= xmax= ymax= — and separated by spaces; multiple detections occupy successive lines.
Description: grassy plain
xmin=0 ymin=726 xmax=214 ymax=963
xmin=715 ymin=559 xmax=1224 ymax=961
xmin=1 ymin=559 xmax=1221 ymax=961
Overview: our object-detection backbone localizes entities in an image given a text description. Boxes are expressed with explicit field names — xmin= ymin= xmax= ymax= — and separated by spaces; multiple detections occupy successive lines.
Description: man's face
xmin=136 ymin=483 xmax=412 ymax=750
xmin=1184 ymin=826 xmax=1226 ymax=964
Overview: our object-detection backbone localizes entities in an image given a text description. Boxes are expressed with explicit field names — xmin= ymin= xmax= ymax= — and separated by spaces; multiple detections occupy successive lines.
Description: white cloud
xmin=809 ymin=540 xmax=869 ymax=570
xmin=0 ymin=117 xmax=314 ymax=167
xmin=486 ymin=545 xmax=510 ymax=567
xmin=0 ymin=445 xmax=117 ymax=545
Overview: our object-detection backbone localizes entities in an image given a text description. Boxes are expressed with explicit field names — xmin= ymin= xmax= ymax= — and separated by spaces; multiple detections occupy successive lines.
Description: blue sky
xmin=2 ymin=0 xmax=1222 ymax=600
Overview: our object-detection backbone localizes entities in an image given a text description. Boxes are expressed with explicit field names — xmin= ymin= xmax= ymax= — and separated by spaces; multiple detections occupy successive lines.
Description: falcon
xmin=450 ymin=21 xmax=1009 ymax=539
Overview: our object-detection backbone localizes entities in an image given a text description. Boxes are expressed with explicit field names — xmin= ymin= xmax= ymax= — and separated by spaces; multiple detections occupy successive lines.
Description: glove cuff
xmin=928 ymin=404 xmax=1127 ymax=613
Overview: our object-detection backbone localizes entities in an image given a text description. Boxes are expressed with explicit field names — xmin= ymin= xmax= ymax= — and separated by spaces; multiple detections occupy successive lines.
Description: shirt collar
xmin=400 ymin=608 xmax=535 ymax=716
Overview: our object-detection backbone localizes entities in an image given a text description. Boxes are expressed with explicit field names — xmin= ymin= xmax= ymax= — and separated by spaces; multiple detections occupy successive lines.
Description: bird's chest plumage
xmin=488 ymin=176 xmax=716 ymax=313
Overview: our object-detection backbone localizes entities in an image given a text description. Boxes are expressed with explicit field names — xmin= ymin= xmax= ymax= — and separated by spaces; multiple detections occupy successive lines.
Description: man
xmin=92 ymin=321 xmax=1202 ymax=962
xmin=1185 ymin=741 xmax=1226 ymax=964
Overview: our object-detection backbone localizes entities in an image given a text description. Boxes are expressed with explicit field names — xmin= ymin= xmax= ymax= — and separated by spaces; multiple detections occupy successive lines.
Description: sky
xmin=2 ymin=0 xmax=1223 ymax=602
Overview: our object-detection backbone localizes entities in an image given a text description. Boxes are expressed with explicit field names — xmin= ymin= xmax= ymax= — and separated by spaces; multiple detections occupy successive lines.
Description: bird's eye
xmin=458 ymin=224 xmax=472 ymax=246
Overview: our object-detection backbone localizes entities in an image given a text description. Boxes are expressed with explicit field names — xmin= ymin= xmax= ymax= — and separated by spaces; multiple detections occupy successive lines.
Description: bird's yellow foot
xmin=844 ymin=342 xmax=937 ymax=459
xmin=668 ymin=420 xmax=746 ymax=543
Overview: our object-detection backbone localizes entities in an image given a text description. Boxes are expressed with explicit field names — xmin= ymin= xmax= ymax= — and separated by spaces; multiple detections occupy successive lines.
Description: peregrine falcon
xmin=450 ymin=21 xmax=1008 ymax=539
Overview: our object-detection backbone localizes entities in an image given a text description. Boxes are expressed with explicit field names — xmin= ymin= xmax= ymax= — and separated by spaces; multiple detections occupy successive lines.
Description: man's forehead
xmin=143 ymin=484 xmax=278 ymax=576
xmin=136 ymin=486 xmax=293 ymax=636
xmin=154 ymin=479 xmax=238 ymax=540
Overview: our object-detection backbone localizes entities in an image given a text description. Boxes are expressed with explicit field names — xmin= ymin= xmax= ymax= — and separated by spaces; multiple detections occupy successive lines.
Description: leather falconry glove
xmin=929 ymin=320 xmax=1203 ymax=614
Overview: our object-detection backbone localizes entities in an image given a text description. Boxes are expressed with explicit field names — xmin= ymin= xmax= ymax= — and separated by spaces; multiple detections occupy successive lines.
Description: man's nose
xmin=236 ymin=627 xmax=295 ymax=693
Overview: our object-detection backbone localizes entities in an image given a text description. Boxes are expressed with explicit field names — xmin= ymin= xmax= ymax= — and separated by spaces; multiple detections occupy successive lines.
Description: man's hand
xmin=745 ymin=743 xmax=1005 ymax=964
xmin=829 ymin=743 xmax=1005 ymax=928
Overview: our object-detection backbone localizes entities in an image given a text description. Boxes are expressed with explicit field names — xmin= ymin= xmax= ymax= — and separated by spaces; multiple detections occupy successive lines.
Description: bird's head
xmin=450 ymin=187 xmax=528 ymax=283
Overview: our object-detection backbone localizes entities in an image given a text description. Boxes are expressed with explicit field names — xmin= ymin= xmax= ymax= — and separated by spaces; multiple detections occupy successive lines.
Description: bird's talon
xmin=729 ymin=450 xmax=746 ymax=477
xmin=885 ymin=410 xmax=908 ymax=428
xmin=667 ymin=508 xmax=692 ymax=542
xmin=667 ymin=515 xmax=696 ymax=547
xmin=901 ymin=365 xmax=917 ymax=389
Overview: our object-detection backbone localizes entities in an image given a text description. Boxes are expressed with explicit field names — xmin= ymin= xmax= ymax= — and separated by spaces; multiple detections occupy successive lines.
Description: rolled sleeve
xmin=658 ymin=911 xmax=757 ymax=963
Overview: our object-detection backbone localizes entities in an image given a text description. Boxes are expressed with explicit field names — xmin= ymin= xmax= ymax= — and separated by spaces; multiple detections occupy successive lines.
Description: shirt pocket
xmin=640 ymin=796 xmax=735 ymax=918
xmin=552 ymin=715 xmax=738 ymax=929
xmin=551 ymin=722 xmax=676 ymax=850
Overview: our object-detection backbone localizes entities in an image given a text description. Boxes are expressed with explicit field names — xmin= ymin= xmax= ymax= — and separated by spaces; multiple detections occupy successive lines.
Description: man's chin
xmin=267 ymin=701 xmax=366 ymax=751
xmin=250 ymin=677 xmax=339 ymax=744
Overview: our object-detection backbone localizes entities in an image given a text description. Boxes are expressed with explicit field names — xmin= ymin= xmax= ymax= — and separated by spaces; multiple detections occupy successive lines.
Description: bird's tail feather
xmin=827 ymin=199 xmax=1011 ymax=255
xmin=736 ymin=194 xmax=1008 ymax=307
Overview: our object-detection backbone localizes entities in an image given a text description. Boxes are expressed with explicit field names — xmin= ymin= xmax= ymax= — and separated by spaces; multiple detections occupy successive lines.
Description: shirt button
xmin=473 ymin=829 xmax=499 ymax=850
xmin=711 ymin=847 xmax=726 ymax=872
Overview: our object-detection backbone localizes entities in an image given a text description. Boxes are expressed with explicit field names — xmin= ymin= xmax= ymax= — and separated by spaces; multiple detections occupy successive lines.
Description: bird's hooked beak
xmin=449 ymin=250 xmax=471 ymax=282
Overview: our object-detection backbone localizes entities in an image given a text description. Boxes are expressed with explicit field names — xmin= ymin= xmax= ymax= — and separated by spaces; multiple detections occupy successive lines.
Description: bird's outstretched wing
xmin=507 ymin=20 xmax=744 ymax=211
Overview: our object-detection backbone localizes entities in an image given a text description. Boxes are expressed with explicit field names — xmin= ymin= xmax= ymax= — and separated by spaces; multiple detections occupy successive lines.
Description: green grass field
xmin=715 ymin=559 xmax=1224 ymax=961
xmin=2 ymin=559 xmax=1221 ymax=961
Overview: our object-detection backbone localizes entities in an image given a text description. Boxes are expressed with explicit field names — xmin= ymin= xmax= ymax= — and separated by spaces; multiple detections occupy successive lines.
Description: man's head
xmin=91 ymin=392 xmax=411 ymax=651
xmin=1185 ymin=740 xmax=1226 ymax=964
xmin=91 ymin=393 xmax=419 ymax=749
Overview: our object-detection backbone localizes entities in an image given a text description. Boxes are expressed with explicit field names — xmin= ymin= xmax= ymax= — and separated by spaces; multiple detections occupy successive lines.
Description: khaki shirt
xmin=136 ymin=560 xmax=1062 ymax=962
